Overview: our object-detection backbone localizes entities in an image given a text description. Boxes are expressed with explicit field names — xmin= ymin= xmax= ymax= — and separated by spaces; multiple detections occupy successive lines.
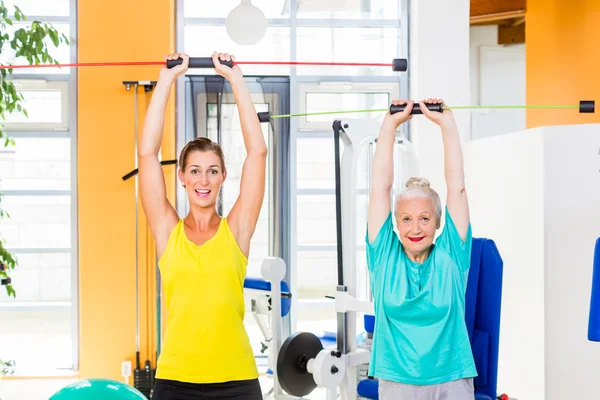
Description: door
xmin=475 ymin=45 xmax=526 ymax=139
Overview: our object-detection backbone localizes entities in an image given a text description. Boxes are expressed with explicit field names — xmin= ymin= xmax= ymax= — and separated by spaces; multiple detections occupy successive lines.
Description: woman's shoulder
xmin=157 ymin=218 xmax=184 ymax=263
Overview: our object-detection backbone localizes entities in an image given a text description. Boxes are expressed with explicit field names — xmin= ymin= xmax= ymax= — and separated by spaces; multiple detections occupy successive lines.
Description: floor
xmin=0 ymin=375 xmax=366 ymax=400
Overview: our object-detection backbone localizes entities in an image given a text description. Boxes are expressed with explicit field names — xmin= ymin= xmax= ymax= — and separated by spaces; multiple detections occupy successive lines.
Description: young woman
xmin=366 ymin=99 xmax=476 ymax=399
xmin=138 ymin=52 xmax=267 ymax=400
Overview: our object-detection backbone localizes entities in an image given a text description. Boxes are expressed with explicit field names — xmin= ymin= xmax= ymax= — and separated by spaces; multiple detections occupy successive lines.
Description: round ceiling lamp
xmin=225 ymin=0 xmax=267 ymax=45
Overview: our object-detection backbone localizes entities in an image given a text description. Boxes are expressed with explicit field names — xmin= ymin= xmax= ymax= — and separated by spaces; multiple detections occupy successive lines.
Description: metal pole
xmin=133 ymin=83 xmax=140 ymax=357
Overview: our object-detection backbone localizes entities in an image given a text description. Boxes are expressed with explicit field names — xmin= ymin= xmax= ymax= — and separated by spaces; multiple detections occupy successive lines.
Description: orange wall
xmin=77 ymin=0 xmax=175 ymax=379
xmin=526 ymin=0 xmax=600 ymax=128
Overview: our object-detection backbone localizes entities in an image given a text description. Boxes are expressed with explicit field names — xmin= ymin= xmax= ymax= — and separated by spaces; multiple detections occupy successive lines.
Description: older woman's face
xmin=395 ymin=196 xmax=438 ymax=257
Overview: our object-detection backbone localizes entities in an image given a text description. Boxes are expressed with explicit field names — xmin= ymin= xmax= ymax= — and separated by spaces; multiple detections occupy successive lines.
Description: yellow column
xmin=77 ymin=0 xmax=175 ymax=380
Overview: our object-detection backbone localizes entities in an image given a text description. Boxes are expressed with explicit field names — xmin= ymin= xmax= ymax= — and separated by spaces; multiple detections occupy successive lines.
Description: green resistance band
xmin=257 ymin=100 xmax=595 ymax=122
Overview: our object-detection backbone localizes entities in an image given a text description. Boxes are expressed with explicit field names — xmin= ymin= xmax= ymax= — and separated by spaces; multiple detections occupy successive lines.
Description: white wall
xmin=469 ymin=25 xmax=526 ymax=140
xmin=409 ymin=0 xmax=471 ymax=209
xmin=464 ymin=128 xmax=546 ymax=400
xmin=464 ymin=123 xmax=600 ymax=400
xmin=470 ymin=25 xmax=498 ymax=108
xmin=543 ymin=125 xmax=600 ymax=400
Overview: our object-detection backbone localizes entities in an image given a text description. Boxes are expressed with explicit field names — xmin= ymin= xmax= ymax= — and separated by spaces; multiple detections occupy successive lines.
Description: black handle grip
xmin=257 ymin=112 xmax=271 ymax=123
xmin=392 ymin=58 xmax=408 ymax=72
xmin=580 ymin=100 xmax=595 ymax=113
xmin=390 ymin=102 xmax=443 ymax=115
xmin=1 ymin=277 xmax=11 ymax=285
xmin=166 ymin=57 xmax=234 ymax=69
xmin=122 ymin=159 xmax=177 ymax=181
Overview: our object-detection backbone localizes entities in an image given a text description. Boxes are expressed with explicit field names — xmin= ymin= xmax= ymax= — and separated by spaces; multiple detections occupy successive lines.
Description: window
xmin=1 ymin=82 xmax=70 ymax=130
xmin=2 ymin=0 xmax=71 ymax=16
xmin=295 ymin=0 xmax=399 ymax=20
xmin=182 ymin=0 xmax=400 ymax=20
xmin=0 ymin=0 xmax=76 ymax=377
xmin=0 ymin=143 xmax=75 ymax=376
xmin=183 ymin=25 xmax=291 ymax=76
xmin=0 ymin=137 xmax=71 ymax=190
xmin=0 ymin=22 xmax=72 ymax=75
xmin=297 ymin=82 xmax=399 ymax=130
xmin=0 ymin=195 xmax=71 ymax=249
xmin=183 ymin=0 xmax=289 ymax=19
xmin=296 ymin=27 xmax=400 ymax=76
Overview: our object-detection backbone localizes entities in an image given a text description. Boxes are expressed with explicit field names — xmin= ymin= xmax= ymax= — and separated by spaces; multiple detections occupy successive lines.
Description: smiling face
xmin=395 ymin=196 xmax=439 ymax=258
xmin=178 ymin=150 xmax=226 ymax=209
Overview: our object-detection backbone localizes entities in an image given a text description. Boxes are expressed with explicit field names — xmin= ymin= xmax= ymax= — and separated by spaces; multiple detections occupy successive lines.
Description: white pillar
xmin=408 ymin=0 xmax=471 ymax=207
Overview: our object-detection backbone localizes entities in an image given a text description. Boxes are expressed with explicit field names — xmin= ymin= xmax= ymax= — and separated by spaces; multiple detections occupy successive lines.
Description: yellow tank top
xmin=155 ymin=218 xmax=258 ymax=383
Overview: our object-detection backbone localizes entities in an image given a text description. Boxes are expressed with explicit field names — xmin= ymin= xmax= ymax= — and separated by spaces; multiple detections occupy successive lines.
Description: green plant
xmin=0 ymin=358 xmax=15 ymax=377
xmin=0 ymin=1 xmax=70 ymax=297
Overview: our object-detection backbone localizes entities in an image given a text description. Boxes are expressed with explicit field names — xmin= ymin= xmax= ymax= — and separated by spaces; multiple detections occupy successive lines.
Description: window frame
xmin=0 ymin=0 xmax=78 ymax=376
xmin=1 ymin=80 xmax=70 ymax=131
xmin=296 ymin=81 xmax=400 ymax=130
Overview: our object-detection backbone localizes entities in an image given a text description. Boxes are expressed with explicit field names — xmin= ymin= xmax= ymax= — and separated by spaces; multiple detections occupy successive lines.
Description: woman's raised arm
xmin=137 ymin=53 xmax=188 ymax=257
xmin=212 ymin=52 xmax=268 ymax=256
xmin=420 ymin=98 xmax=469 ymax=240
xmin=367 ymin=100 xmax=414 ymax=242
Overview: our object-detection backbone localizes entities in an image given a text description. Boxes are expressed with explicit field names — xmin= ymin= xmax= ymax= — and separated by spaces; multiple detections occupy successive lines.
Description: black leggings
xmin=151 ymin=378 xmax=263 ymax=400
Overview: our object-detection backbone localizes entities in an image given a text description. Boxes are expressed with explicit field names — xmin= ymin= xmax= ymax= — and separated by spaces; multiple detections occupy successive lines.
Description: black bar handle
xmin=122 ymin=159 xmax=177 ymax=181
xmin=580 ymin=100 xmax=595 ymax=113
xmin=392 ymin=58 xmax=408 ymax=72
xmin=257 ymin=112 xmax=271 ymax=123
xmin=166 ymin=57 xmax=234 ymax=69
xmin=390 ymin=102 xmax=443 ymax=115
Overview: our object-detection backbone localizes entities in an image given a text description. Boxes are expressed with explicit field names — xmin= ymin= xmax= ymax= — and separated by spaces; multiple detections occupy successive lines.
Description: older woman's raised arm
xmin=367 ymin=100 xmax=414 ymax=242
xmin=419 ymin=99 xmax=469 ymax=241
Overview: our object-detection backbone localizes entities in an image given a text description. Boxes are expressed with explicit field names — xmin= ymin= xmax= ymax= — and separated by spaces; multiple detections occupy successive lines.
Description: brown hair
xmin=179 ymin=137 xmax=226 ymax=173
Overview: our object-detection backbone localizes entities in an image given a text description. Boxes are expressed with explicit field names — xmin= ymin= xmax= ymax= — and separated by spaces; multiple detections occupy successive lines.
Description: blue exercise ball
xmin=49 ymin=379 xmax=147 ymax=400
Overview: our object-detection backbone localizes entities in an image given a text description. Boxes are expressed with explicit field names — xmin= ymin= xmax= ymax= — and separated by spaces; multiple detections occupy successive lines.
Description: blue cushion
xmin=465 ymin=238 xmax=483 ymax=340
xmin=475 ymin=394 xmax=494 ymax=400
xmin=472 ymin=239 xmax=503 ymax=400
xmin=357 ymin=379 xmax=378 ymax=399
xmin=588 ymin=238 xmax=600 ymax=341
xmin=472 ymin=329 xmax=489 ymax=387
xmin=364 ymin=314 xmax=375 ymax=334
xmin=318 ymin=331 xmax=337 ymax=348
xmin=243 ymin=277 xmax=291 ymax=317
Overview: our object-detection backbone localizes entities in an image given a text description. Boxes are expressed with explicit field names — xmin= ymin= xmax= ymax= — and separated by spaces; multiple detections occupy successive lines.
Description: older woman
xmin=366 ymin=99 xmax=476 ymax=399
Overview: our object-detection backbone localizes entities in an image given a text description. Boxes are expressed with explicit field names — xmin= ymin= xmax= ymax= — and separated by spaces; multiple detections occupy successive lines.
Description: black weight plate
xmin=277 ymin=331 xmax=323 ymax=397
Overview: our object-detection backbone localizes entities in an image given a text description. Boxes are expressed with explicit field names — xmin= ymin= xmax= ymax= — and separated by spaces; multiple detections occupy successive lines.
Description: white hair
xmin=394 ymin=177 xmax=442 ymax=227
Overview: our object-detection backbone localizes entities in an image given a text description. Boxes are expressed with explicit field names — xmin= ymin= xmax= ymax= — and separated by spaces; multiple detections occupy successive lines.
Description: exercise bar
xmin=167 ymin=57 xmax=408 ymax=71
xmin=0 ymin=57 xmax=408 ymax=72
xmin=257 ymin=100 xmax=595 ymax=122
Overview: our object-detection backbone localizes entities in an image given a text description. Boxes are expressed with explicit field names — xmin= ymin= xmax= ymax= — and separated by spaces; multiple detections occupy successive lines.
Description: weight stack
xmin=134 ymin=361 xmax=156 ymax=399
